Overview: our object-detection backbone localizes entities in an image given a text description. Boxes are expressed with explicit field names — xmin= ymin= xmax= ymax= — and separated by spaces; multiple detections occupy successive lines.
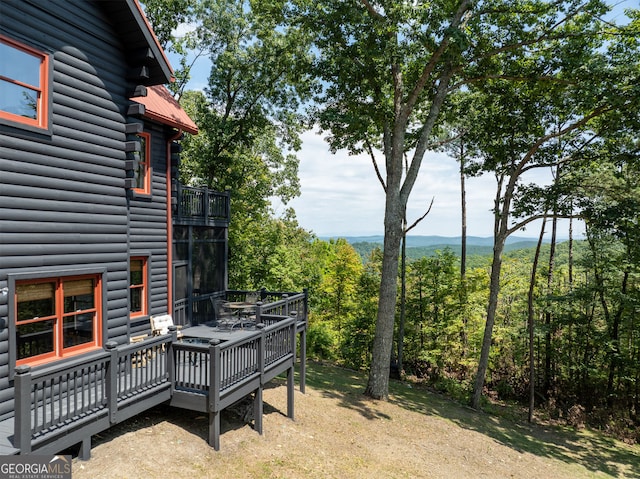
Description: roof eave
xmin=127 ymin=0 xmax=174 ymax=85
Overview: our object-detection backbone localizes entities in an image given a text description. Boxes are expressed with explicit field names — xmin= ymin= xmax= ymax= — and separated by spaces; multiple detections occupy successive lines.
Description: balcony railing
xmin=174 ymin=184 xmax=230 ymax=226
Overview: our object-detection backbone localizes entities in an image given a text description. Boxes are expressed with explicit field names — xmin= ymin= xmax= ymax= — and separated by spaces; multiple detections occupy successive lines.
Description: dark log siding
xmin=129 ymin=123 xmax=171 ymax=336
xmin=0 ymin=1 xmax=172 ymax=420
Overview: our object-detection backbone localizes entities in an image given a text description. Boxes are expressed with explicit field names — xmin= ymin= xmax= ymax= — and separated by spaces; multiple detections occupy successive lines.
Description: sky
xmin=280 ymin=130 xmax=583 ymax=239
xmin=168 ymin=1 xmax=635 ymax=240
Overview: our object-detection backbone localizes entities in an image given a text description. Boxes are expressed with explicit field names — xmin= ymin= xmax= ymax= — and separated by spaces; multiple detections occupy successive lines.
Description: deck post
xmin=287 ymin=366 xmax=295 ymax=420
xmin=255 ymin=324 xmax=265 ymax=434
xmin=300 ymin=289 xmax=308 ymax=393
xmin=300 ymin=329 xmax=307 ymax=394
xmin=283 ymin=294 xmax=289 ymax=315
xmin=255 ymin=301 xmax=263 ymax=324
xmin=78 ymin=436 xmax=91 ymax=461
xmin=288 ymin=318 xmax=296 ymax=419
xmin=253 ymin=388 xmax=263 ymax=435
xmin=104 ymin=341 xmax=119 ymax=424
xmin=208 ymin=339 xmax=222 ymax=450
xmin=209 ymin=410 xmax=221 ymax=451
xmin=14 ymin=365 xmax=32 ymax=454
xmin=293 ymin=309 xmax=307 ymax=394
xmin=168 ymin=326 xmax=177 ymax=393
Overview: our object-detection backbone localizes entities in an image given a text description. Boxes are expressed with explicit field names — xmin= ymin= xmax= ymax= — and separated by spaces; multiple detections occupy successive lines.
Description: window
xmin=0 ymin=35 xmax=49 ymax=129
xmin=15 ymin=275 xmax=102 ymax=366
xmin=129 ymin=257 xmax=148 ymax=318
xmin=134 ymin=132 xmax=151 ymax=194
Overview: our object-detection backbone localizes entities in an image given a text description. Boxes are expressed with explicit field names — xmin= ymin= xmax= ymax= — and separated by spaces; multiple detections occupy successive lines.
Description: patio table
xmin=225 ymin=301 xmax=256 ymax=316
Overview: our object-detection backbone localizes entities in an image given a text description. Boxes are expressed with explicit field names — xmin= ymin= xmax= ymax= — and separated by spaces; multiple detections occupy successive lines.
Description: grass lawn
xmin=74 ymin=361 xmax=640 ymax=478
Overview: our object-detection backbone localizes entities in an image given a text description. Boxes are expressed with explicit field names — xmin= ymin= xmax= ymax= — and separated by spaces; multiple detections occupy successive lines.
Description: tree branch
xmin=402 ymin=0 xmax=474 ymax=121
xmin=405 ymin=197 xmax=434 ymax=234
xmin=365 ymin=139 xmax=387 ymax=192
xmin=401 ymin=65 xmax=456 ymax=203
xmin=359 ymin=0 xmax=385 ymax=21
xmin=507 ymin=212 xmax=579 ymax=237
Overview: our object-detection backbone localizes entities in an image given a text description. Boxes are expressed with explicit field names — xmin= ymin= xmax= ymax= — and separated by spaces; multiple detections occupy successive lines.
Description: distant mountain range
xmin=322 ymin=235 xmax=550 ymax=247
xmin=320 ymin=235 xmax=561 ymax=260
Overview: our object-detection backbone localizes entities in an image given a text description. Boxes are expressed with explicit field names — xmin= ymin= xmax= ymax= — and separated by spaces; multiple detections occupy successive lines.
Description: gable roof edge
xmin=128 ymin=0 xmax=174 ymax=84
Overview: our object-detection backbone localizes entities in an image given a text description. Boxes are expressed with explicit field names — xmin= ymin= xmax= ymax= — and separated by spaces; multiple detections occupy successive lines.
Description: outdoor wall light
xmin=0 ymin=287 xmax=8 ymax=296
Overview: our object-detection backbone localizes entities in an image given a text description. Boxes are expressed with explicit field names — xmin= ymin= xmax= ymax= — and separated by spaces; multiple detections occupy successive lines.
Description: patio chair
xmin=245 ymin=290 xmax=260 ymax=303
xmin=150 ymin=314 xmax=183 ymax=338
xmin=214 ymin=299 xmax=238 ymax=329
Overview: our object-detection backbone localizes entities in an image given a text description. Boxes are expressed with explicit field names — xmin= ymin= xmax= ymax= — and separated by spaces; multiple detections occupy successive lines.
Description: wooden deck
xmin=0 ymin=303 xmax=306 ymax=458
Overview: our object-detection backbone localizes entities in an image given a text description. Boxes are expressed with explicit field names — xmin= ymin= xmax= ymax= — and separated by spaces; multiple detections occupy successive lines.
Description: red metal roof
xmin=134 ymin=85 xmax=198 ymax=135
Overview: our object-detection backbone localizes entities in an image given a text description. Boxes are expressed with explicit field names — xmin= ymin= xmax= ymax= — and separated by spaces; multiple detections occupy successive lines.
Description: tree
xmin=463 ymin=9 xmax=639 ymax=408
xmin=342 ymin=248 xmax=382 ymax=370
xmin=569 ymin=115 xmax=640 ymax=414
xmin=143 ymin=1 xmax=321 ymax=296
xmin=316 ymin=238 xmax=363 ymax=342
xmin=283 ymin=0 xmax=633 ymax=400
xmin=527 ymin=216 xmax=547 ymax=422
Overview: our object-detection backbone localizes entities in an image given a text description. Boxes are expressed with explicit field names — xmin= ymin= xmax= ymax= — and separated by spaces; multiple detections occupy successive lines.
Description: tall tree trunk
xmin=606 ymin=269 xmax=628 ymax=407
xmin=471 ymin=231 xmax=506 ymax=409
xmin=460 ymin=150 xmax=467 ymax=279
xmin=365 ymin=195 xmax=403 ymax=400
xmin=544 ymin=215 xmax=558 ymax=397
xmin=472 ymin=171 xmax=509 ymax=410
xmin=567 ymin=213 xmax=574 ymax=382
xmin=459 ymin=152 xmax=469 ymax=356
xmin=528 ymin=218 xmax=546 ymax=422
xmin=397 ymin=220 xmax=407 ymax=375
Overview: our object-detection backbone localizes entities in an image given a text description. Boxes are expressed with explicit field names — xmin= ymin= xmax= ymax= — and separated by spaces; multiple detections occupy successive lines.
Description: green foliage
xmin=306 ymin=316 xmax=337 ymax=361
xmin=339 ymin=248 xmax=382 ymax=370
xmin=401 ymin=249 xmax=482 ymax=380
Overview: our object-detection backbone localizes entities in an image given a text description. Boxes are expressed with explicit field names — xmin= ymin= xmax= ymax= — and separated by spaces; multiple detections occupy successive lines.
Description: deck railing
xmin=171 ymin=316 xmax=296 ymax=450
xmin=14 ymin=355 xmax=110 ymax=454
xmin=10 ymin=308 xmax=303 ymax=455
xmin=13 ymin=334 xmax=174 ymax=457
xmin=185 ymin=289 xmax=308 ymax=329
xmin=173 ymin=318 xmax=295 ymax=397
xmin=175 ymin=185 xmax=230 ymax=226
xmin=225 ymin=289 xmax=308 ymax=325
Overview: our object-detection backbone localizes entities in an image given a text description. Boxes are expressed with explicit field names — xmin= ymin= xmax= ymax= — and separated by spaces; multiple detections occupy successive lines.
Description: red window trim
xmin=0 ymin=34 xmax=49 ymax=130
xmin=15 ymin=275 xmax=103 ymax=367
xmin=130 ymin=256 xmax=148 ymax=318
xmin=134 ymin=132 xmax=152 ymax=195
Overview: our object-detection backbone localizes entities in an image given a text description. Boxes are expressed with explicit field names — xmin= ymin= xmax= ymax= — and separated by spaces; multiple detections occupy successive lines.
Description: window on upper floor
xmin=0 ymin=35 xmax=49 ymax=130
xmin=15 ymin=275 xmax=102 ymax=366
xmin=134 ymin=132 xmax=151 ymax=195
xmin=129 ymin=256 xmax=148 ymax=318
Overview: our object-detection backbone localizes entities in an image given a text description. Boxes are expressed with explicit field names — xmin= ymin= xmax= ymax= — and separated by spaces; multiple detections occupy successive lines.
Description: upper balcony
xmin=173 ymin=183 xmax=230 ymax=227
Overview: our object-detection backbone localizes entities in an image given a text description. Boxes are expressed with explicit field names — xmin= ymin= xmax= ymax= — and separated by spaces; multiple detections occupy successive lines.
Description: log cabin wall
xmin=0 ymin=0 xmax=171 ymax=420
xmin=128 ymin=121 xmax=172 ymax=337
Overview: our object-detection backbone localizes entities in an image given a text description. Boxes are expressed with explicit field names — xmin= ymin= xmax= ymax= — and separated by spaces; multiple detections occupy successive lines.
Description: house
xmin=0 ymin=0 xmax=307 ymax=458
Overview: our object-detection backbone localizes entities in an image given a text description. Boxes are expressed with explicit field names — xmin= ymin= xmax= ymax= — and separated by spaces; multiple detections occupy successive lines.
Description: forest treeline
xmin=227 ymin=224 xmax=639 ymax=444
xmin=349 ymin=239 xmax=543 ymax=262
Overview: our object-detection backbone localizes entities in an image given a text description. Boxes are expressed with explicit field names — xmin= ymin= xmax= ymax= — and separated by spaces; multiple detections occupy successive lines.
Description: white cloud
xmin=285 ymin=129 xmax=586 ymax=239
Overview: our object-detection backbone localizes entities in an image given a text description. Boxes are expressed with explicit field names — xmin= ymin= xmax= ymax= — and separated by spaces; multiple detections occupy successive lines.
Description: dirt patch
xmin=72 ymin=363 xmax=639 ymax=479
